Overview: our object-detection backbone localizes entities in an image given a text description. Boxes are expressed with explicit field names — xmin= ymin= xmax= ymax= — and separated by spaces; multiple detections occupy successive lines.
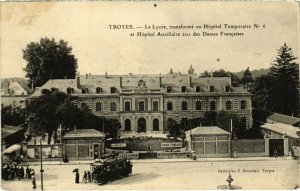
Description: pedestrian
xmin=26 ymin=167 xmax=30 ymax=179
xmin=75 ymin=171 xmax=80 ymax=184
xmin=32 ymin=175 xmax=37 ymax=189
xmin=21 ymin=167 xmax=25 ymax=179
xmin=83 ymin=171 xmax=87 ymax=183
xmin=274 ymin=149 xmax=277 ymax=158
xmin=87 ymin=171 xmax=91 ymax=182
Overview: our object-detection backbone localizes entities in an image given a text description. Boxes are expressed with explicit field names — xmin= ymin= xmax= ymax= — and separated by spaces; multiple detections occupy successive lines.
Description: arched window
xmin=51 ymin=87 xmax=58 ymax=92
xmin=96 ymin=87 xmax=102 ymax=94
xmin=195 ymin=100 xmax=201 ymax=110
xmin=209 ymin=85 xmax=214 ymax=92
xmin=82 ymin=88 xmax=88 ymax=94
xmin=153 ymin=118 xmax=159 ymax=131
xmin=181 ymin=86 xmax=187 ymax=93
xmin=167 ymin=86 xmax=172 ymax=93
xmin=182 ymin=101 xmax=188 ymax=110
xmin=125 ymin=119 xmax=131 ymax=131
xmin=110 ymin=102 xmax=116 ymax=111
xmin=95 ymin=102 xmax=101 ymax=111
xmin=195 ymin=86 xmax=201 ymax=93
xmin=167 ymin=102 xmax=173 ymax=111
xmin=210 ymin=100 xmax=216 ymax=110
xmin=225 ymin=100 xmax=232 ymax=110
xmin=240 ymin=100 xmax=247 ymax=110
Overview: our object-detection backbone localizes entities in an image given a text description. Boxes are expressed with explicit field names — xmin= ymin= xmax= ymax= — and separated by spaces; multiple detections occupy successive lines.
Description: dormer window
xmin=67 ymin=87 xmax=74 ymax=94
xmin=209 ymin=85 xmax=214 ymax=92
xmin=225 ymin=85 xmax=230 ymax=92
xmin=51 ymin=87 xmax=58 ymax=92
xmin=110 ymin=87 xmax=117 ymax=94
xmin=167 ymin=86 xmax=172 ymax=93
xmin=82 ymin=88 xmax=88 ymax=94
xmin=181 ymin=86 xmax=187 ymax=93
xmin=96 ymin=87 xmax=102 ymax=94
xmin=195 ymin=86 xmax=201 ymax=93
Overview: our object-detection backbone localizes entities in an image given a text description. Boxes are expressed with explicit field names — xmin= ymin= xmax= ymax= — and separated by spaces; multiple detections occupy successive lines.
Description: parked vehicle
xmin=90 ymin=154 xmax=133 ymax=184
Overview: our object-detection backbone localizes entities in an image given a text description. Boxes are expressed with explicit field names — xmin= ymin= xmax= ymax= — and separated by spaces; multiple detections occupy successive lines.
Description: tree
xmin=27 ymin=90 xmax=69 ymax=144
xmin=251 ymin=44 xmax=299 ymax=116
xmin=105 ymin=119 xmax=121 ymax=139
xmin=269 ymin=43 xmax=299 ymax=116
xmin=241 ymin=67 xmax=254 ymax=91
xmin=1 ymin=105 xmax=26 ymax=126
xmin=23 ymin=37 xmax=78 ymax=88
xmin=167 ymin=118 xmax=180 ymax=137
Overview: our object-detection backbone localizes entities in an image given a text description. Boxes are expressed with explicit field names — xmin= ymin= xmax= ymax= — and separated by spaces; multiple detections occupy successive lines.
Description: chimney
xmin=188 ymin=76 xmax=192 ymax=87
xmin=120 ymin=77 xmax=123 ymax=88
xmin=129 ymin=73 xmax=132 ymax=78
xmin=105 ymin=72 xmax=108 ymax=78
xmin=229 ymin=75 xmax=232 ymax=87
xmin=77 ymin=76 xmax=80 ymax=89
xmin=86 ymin=74 xmax=88 ymax=79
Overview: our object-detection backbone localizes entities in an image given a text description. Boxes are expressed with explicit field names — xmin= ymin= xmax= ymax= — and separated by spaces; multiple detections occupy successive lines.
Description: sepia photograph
xmin=0 ymin=1 xmax=299 ymax=190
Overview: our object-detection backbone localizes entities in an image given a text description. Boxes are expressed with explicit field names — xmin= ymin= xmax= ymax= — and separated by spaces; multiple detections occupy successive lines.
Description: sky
xmin=0 ymin=1 xmax=299 ymax=78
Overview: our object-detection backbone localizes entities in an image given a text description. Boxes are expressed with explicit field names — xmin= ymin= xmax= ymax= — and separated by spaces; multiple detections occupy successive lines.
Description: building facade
xmin=31 ymin=73 xmax=252 ymax=135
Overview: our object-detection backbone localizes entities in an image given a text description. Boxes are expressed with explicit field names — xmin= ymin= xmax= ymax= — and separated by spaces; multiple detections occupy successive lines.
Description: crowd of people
xmin=2 ymin=164 xmax=35 ymax=181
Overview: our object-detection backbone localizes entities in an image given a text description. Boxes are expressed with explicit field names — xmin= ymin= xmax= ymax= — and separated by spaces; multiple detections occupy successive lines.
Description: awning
xmin=3 ymin=144 xmax=22 ymax=154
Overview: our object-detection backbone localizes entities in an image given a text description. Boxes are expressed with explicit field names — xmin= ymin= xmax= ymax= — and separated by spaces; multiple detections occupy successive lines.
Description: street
xmin=2 ymin=158 xmax=299 ymax=190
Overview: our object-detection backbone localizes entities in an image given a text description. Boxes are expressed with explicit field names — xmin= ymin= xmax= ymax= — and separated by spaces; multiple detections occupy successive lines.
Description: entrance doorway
xmin=138 ymin=118 xmax=146 ymax=133
xmin=269 ymin=139 xmax=284 ymax=157
xmin=93 ymin=144 xmax=99 ymax=159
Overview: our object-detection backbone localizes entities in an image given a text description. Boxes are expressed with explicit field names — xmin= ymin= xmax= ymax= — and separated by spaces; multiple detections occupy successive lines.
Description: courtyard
xmin=1 ymin=158 xmax=299 ymax=190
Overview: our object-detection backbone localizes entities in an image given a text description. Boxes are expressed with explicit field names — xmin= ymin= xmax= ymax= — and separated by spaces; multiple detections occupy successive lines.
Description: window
xmin=181 ymin=86 xmax=187 ymax=93
xmin=96 ymin=87 xmax=102 ymax=94
xmin=67 ymin=87 xmax=74 ymax=94
xmin=153 ymin=101 xmax=159 ymax=111
xmin=167 ymin=86 xmax=172 ymax=93
xmin=167 ymin=102 xmax=173 ymax=111
xmin=51 ymin=87 xmax=58 ymax=92
xmin=125 ymin=119 xmax=131 ymax=131
xmin=209 ymin=85 xmax=214 ymax=92
xmin=124 ymin=102 xmax=131 ymax=111
xmin=138 ymin=101 xmax=145 ymax=111
xmin=225 ymin=100 xmax=232 ymax=110
xmin=210 ymin=100 xmax=216 ymax=110
xmin=82 ymin=88 xmax=88 ymax=94
xmin=153 ymin=118 xmax=159 ymax=131
xmin=95 ymin=102 xmax=101 ymax=111
xmin=241 ymin=100 xmax=246 ymax=110
xmin=225 ymin=85 xmax=230 ymax=92
xmin=195 ymin=100 xmax=201 ymax=110
xmin=182 ymin=101 xmax=188 ymax=110
xmin=110 ymin=87 xmax=117 ymax=94
xmin=110 ymin=102 xmax=116 ymax=111
xmin=196 ymin=86 xmax=201 ymax=93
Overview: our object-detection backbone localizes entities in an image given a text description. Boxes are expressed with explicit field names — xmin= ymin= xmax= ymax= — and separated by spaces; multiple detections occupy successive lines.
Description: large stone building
xmin=31 ymin=73 xmax=252 ymax=135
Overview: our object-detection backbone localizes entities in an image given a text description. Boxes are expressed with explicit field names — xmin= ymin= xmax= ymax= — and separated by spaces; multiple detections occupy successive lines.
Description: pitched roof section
xmin=186 ymin=126 xmax=231 ymax=136
xmin=30 ymin=74 xmax=251 ymax=97
xmin=2 ymin=125 xmax=25 ymax=139
xmin=261 ymin=123 xmax=300 ymax=138
xmin=63 ymin=129 xmax=105 ymax=139
xmin=267 ymin=113 xmax=300 ymax=126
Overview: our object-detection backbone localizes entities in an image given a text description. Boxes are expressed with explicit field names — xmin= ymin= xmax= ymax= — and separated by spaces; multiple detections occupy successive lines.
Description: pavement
xmin=20 ymin=156 xmax=295 ymax=166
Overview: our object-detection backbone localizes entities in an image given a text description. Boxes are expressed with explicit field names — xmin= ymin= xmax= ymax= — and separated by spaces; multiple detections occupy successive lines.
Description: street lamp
xmin=40 ymin=138 xmax=44 ymax=190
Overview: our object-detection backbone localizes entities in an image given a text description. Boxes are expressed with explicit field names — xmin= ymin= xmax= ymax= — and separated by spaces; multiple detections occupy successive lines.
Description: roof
xmin=63 ymin=129 xmax=105 ymax=139
xmin=185 ymin=126 xmax=231 ymax=136
xmin=1 ymin=78 xmax=32 ymax=95
xmin=261 ymin=123 xmax=300 ymax=138
xmin=267 ymin=113 xmax=300 ymax=126
xmin=3 ymin=144 xmax=22 ymax=154
xmin=1 ymin=125 xmax=25 ymax=139
xmin=30 ymin=74 xmax=251 ymax=97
